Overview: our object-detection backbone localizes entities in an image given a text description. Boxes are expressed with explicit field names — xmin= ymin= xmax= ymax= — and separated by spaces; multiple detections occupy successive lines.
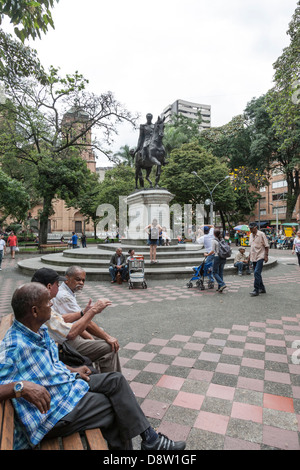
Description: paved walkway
xmin=1 ymin=249 xmax=300 ymax=450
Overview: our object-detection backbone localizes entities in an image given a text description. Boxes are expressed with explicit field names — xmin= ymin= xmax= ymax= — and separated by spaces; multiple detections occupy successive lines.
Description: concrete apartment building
xmin=161 ymin=99 xmax=211 ymax=129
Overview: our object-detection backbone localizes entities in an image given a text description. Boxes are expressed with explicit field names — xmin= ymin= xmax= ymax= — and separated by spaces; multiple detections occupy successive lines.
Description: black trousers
xmin=46 ymin=372 xmax=150 ymax=449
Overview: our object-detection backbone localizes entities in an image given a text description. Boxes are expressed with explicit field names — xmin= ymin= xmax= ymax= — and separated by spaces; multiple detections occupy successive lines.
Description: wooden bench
xmin=39 ymin=244 xmax=69 ymax=253
xmin=0 ymin=314 xmax=108 ymax=450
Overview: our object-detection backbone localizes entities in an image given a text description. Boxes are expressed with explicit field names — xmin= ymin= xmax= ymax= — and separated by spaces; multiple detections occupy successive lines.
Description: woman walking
xmin=7 ymin=231 xmax=18 ymax=259
xmin=205 ymin=228 xmax=227 ymax=292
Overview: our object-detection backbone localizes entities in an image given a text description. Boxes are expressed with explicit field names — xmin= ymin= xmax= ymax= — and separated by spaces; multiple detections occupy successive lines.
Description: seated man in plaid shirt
xmin=0 ymin=283 xmax=185 ymax=451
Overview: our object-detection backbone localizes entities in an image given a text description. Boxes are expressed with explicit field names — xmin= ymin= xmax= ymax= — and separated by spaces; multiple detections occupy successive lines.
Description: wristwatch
xmin=13 ymin=381 xmax=24 ymax=398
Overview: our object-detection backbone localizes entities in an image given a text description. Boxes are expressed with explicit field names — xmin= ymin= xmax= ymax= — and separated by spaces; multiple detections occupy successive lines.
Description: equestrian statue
xmin=133 ymin=113 xmax=167 ymax=189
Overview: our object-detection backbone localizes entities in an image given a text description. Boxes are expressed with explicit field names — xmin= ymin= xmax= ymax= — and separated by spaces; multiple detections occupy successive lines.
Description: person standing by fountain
xmin=145 ymin=218 xmax=162 ymax=264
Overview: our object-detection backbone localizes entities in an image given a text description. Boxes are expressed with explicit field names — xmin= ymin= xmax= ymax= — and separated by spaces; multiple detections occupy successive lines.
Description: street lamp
xmin=270 ymin=192 xmax=287 ymax=236
xmin=191 ymin=171 xmax=230 ymax=225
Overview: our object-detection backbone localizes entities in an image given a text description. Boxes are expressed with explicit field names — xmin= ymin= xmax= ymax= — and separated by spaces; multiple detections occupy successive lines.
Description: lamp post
xmin=270 ymin=192 xmax=287 ymax=236
xmin=191 ymin=172 xmax=230 ymax=225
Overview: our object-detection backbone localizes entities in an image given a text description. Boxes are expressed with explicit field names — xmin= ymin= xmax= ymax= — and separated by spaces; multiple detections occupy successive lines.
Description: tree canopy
xmin=0 ymin=0 xmax=59 ymax=41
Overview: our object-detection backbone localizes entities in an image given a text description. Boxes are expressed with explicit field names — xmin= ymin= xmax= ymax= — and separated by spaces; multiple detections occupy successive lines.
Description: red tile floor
xmin=121 ymin=316 xmax=300 ymax=450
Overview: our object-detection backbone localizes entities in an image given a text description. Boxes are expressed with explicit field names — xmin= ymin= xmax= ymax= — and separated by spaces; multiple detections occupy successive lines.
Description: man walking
xmin=249 ymin=222 xmax=269 ymax=297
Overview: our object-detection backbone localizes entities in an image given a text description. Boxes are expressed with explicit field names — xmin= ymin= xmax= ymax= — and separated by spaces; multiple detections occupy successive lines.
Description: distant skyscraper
xmin=161 ymin=99 xmax=211 ymax=130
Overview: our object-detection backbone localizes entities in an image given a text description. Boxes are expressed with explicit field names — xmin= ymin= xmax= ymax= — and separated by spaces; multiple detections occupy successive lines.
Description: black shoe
xmin=219 ymin=285 xmax=227 ymax=293
xmin=259 ymin=289 xmax=266 ymax=294
xmin=250 ymin=290 xmax=259 ymax=296
xmin=141 ymin=433 xmax=186 ymax=451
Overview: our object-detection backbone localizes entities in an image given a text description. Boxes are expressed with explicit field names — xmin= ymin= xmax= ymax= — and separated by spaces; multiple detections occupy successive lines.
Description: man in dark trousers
xmin=249 ymin=222 xmax=269 ymax=297
xmin=109 ymin=247 xmax=128 ymax=283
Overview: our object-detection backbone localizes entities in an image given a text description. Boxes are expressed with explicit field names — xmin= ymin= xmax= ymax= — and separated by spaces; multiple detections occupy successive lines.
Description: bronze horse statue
xmin=134 ymin=116 xmax=166 ymax=189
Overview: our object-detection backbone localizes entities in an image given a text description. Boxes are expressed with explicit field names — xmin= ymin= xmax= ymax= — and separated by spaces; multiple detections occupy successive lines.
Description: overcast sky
xmin=9 ymin=0 xmax=300 ymax=165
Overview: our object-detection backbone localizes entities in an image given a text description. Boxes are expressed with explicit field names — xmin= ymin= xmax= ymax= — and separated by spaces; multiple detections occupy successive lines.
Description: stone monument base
xmin=122 ymin=188 xmax=175 ymax=245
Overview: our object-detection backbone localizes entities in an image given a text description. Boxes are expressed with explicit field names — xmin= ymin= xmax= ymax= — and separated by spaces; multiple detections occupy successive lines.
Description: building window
xmin=259 ymin=187 xmax=266 ymax=192
xmin=260 ymin=209 xmax=267 ymax=215
xmin=272 ymin=206 xmax=286 ymax=214
xmin=272 ymin=192 xmax=287 ymax=201
xmin=272 ymin=180 xmax=287 ymax=189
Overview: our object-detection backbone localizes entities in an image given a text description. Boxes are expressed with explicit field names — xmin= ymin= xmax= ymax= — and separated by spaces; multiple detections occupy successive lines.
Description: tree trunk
xmin=39 ymin=195 xmax=53 ymax=245
xmin=285 ymin=169 xmax=299 ymax=222
xmin=219 ymin=210 xmax=226 ymax=234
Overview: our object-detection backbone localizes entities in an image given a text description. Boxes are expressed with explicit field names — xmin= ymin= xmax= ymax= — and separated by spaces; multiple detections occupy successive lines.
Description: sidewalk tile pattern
xmin=120 ymin=315 xmax=300 ymax=450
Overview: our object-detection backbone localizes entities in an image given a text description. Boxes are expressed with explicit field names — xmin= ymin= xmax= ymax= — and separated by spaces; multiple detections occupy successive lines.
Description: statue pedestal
xmin=123 ymin=188 xmax=175 ymax=245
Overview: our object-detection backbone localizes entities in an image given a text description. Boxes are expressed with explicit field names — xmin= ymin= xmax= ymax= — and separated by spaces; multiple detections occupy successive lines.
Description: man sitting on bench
xmin=0 ymin=283 xmax=186 ymax=451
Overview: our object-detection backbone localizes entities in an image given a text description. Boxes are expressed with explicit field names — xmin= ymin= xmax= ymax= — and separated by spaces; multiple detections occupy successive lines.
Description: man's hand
xmin=69 ymin=366 xmax=92 ymax=382
xmin=106 ymin=335 xmax=120 ymax=352
xmin=22 ymin=381 xmax=51 ymax=414
xmin=83 ymin=299 xmax=93 ymax=314
xmin=90 ymin=298 xmax=112 ymax=314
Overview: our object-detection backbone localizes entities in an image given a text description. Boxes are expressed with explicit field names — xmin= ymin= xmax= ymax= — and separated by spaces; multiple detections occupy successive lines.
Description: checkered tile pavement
xmin=121 ymin=317 xmax=300 ymax=450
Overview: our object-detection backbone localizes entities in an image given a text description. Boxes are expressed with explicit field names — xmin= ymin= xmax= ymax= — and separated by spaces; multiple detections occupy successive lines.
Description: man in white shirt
xmin=202 ymin=225 xmax=215 ymax=285
xmin=0 ymin=234 xmax=6 ymax=271
xmin=51 ymin=265 xmax=121 ymax=373
xmin=249 ymin=222 xmax=269 ymax=297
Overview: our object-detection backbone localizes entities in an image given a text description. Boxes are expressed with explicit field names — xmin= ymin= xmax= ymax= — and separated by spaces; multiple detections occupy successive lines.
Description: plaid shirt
xmin=0 ymin=319 xmax=89 ymax=449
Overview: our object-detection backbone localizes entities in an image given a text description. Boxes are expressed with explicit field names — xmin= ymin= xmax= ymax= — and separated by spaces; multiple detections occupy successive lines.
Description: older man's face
xmin=66 ymin=270 xmax=86 ymax=292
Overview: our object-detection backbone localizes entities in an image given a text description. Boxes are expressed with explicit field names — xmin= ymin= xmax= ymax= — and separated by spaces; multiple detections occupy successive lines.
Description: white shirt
xmin=51 ymin=282 xmax=81 ymax=315
xmin=203 ymin=228 xmax=215 ymax=252
xmin=0 ymin=239 xmax=5 ymax=251
xmin=45 ymin=310 xmax=73 ymax=345
xmin=293 ymin=236 xmax=300 ymax=253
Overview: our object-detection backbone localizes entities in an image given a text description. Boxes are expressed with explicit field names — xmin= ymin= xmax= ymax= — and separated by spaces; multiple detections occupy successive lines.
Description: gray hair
xmin=64 ymin=266 xmax=85 ymax=277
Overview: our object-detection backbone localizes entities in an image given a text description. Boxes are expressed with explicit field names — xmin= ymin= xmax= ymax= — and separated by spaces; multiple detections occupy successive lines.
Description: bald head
xmin=11 ymin=283 xmax=49 ymax=322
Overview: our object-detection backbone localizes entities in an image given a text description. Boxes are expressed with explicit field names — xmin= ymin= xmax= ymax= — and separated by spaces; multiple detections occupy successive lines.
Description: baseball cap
xmin=249 ymin=222 xmax=258 ymax=228
xmin=31 ymin=268 xmax=66 ymax=286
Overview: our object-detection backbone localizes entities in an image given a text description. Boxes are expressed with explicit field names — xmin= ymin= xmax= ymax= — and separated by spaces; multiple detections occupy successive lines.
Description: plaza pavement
xmin=1 ymin=248 xmax=300 ymax=450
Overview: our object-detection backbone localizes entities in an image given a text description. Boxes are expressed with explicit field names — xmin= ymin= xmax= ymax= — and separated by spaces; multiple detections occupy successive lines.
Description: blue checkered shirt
xmin=0 ymin=319 xmax=89 ymax=449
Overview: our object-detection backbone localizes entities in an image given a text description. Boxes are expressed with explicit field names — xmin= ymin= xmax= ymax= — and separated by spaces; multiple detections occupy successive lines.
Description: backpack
xmin=218 ymin=238 xmax=232 ymax=259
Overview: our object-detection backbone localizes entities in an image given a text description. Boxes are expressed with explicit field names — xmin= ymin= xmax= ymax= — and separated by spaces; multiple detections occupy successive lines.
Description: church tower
xmin=62 ymin=106 xmax=96 ymax=173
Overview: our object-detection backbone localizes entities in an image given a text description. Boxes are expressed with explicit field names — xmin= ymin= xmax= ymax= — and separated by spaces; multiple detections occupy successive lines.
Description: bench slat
xmin=0 ymin=314 xmax=13 ymax=341
xmin=62 ymin=432 xmax=84 ymax=450
xmin=0 ymin=400 xmax=14 ymax=450
xmin=85 ymin=428 xmax=108 ymax=450
xmin=39 ymin=437 xmax=61 ymax=450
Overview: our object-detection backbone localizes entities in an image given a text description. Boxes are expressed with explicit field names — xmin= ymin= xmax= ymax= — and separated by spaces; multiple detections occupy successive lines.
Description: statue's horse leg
xmin=155 ymin=164 xmax=161 ymax=188
xmin=145 ymin=167 xmax=153 ymax=187
xmin=135 ymin=152 xmax=145 ymax=189
xmin=135 ymin=163 xmax=144 ymax=189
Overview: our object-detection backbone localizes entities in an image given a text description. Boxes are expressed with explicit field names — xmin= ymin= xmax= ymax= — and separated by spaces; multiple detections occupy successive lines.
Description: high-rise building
xmin=161 ymin=99 xmax=211 ymax=129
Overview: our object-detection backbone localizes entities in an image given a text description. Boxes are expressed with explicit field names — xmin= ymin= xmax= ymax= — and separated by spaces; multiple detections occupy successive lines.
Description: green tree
xmin=163 ymin=112 xmax=202 ymax=155
xmin=0 ymin=0 xmax=59 ymax=41
xmin=159 ymin=142 xmax=234 ymax=229
xmin=0 ymin=168 xmax=30 ymax=224
xmin=0 ymin=37 xmax=136 ymax=243
xmin=113 ymin=144 xmax=135 ymax=167
xmin=265 ymin=3 xmax=300 ymax=221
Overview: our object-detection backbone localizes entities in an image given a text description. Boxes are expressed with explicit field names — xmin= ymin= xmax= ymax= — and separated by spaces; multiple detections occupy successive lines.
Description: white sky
xmin=6 ymin=0 xmax=299 ymax=165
